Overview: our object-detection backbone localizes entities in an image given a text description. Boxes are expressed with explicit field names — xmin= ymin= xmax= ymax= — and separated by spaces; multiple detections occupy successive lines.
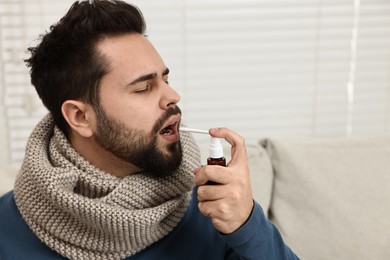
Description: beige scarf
xmin=14 ymin=114 xmax=201 ymax=259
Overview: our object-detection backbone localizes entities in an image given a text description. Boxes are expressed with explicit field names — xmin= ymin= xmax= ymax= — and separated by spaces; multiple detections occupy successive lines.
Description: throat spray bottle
xmin=179 ymin=127 xmax=226 ymax=167
xmin=207 ymin=137 xmax=226 ymax=166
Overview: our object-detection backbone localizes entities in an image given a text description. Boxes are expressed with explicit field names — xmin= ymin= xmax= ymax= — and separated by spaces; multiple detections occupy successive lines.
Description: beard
xmin=93 ymin=105 xmax=183 ymax=178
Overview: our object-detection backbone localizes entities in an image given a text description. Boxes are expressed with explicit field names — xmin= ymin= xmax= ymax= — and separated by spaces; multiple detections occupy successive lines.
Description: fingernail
xmin=193 ymin=167 xmax=202 ymax=175
xmin=209 ymin=128 xmax=219 ymax=134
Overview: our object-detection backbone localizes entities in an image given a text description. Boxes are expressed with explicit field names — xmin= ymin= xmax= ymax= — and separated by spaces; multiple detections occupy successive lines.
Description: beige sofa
xmin=200 ymin=136 xmax=390 ymax=260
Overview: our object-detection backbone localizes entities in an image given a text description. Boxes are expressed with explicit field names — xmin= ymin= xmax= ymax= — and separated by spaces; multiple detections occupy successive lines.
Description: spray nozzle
xmin=209 ymin=137 xmax=224 ymax=159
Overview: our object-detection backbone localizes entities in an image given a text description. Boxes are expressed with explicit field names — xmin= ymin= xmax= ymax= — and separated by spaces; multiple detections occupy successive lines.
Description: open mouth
xmin=158 ymin=114 xmax=181 ymax=142
xmin=160 ymin=121 xmax=178 ymax=136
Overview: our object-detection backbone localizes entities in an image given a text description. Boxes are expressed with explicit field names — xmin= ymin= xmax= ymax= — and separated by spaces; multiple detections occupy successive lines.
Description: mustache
xmin=152 ymin=106 xmax=182 ymax=134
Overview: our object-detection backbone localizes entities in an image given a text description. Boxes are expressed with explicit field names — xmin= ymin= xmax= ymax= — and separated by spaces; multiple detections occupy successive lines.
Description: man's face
xmin=93 ymin=33 xmax=182 ymax=177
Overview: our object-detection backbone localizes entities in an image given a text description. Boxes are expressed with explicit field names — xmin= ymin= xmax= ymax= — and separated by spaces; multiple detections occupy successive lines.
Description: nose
xmin=160 ymin=82 xmax=180 ymax=109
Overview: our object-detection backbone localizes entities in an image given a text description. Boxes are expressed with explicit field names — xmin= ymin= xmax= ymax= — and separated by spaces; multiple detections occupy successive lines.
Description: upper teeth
xmin=161 ymin=126 xmax=173 ymax=135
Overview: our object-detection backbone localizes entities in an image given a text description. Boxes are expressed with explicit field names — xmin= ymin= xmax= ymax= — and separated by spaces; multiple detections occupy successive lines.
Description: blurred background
xmin=1 ymin=0 xmax=390 ymax=191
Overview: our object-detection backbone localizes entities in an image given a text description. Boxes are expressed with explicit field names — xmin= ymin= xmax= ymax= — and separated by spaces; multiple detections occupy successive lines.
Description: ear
xmin=61 ymin=100 xmax=95 ymax=138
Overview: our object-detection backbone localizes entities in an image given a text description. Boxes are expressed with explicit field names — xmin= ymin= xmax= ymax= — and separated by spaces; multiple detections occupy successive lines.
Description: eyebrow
xmin=129 ymin=68 xmax=170 ymax=85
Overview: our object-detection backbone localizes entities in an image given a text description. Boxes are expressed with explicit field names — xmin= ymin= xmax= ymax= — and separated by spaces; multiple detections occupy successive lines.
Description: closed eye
xmin=135 ymin=83 xmax=151 ymax=93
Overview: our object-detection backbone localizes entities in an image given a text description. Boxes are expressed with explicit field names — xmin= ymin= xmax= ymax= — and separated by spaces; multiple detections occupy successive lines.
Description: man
xmin=0 ymin=1 xmax=298 ymax=259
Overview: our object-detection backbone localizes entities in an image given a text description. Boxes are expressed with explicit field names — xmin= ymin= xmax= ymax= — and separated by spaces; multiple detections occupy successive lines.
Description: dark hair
xmin=25 ymin=0 xmax=146 ymax=137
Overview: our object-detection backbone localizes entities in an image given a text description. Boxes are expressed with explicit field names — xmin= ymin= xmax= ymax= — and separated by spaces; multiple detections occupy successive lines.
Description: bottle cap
xmin=209 ymin=137 xmax=224 ymax=158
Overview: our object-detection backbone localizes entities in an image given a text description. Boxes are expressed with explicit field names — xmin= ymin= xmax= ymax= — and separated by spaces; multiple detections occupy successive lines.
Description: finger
xmin=209 ymin=127 xmax=247 ymax=165
xmin=197 ymin=184 xmax=227 ymax=202
xmin=192 ymin=165 xmax=232 ymax=186
xmin=198 ymin=200 xmax=227 ymax=219
xmin=198 ymin=200 xmax=213 ymax=218
xmin=199 ymin=199 xmax=252 ymax=234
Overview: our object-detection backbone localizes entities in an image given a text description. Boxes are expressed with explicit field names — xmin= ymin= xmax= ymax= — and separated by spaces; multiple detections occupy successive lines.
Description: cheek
xmin=120 ymin=106 xmax=160 ymax=131
xmin=100 ymin=92 xmax=161 ymax=131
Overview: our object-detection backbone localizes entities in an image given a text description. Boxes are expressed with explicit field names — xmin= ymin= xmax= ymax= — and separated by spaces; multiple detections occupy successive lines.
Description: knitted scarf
xmin=14 ymin=114 xmax=201 ymax=260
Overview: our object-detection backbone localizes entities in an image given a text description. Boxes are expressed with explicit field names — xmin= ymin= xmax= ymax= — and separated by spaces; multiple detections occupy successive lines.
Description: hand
xmin=193 ymin=127 xmax=254 ymax=234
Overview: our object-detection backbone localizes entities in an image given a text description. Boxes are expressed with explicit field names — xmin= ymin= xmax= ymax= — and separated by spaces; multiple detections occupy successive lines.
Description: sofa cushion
xmin=261 ymin=136 xmax=390 ymax=260
xmin=198 ymin=143 xmax=273 ymax=216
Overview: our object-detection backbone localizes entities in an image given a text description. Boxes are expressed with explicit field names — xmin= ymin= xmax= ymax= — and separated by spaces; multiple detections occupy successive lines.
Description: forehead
xmin=97 ymin=33 xmax=165 ymax=77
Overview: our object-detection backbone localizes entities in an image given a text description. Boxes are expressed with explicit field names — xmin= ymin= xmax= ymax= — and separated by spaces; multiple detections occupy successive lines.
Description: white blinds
xmin=138 ymin=0 xmax=390 ymax=143
xmin=0 ymin=0 xmax=75 ymax=168
xmin=1 ymin=0 xmax=390 ymax=169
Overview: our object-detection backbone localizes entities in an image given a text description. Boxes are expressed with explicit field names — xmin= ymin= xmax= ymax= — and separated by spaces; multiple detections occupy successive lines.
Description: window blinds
xmin=1 ymin=0 xmax=389 ymax=170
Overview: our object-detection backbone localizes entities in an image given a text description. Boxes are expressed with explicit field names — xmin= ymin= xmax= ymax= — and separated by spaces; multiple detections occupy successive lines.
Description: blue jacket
xmin=0 ymin=188 xmax=298 ymax=259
